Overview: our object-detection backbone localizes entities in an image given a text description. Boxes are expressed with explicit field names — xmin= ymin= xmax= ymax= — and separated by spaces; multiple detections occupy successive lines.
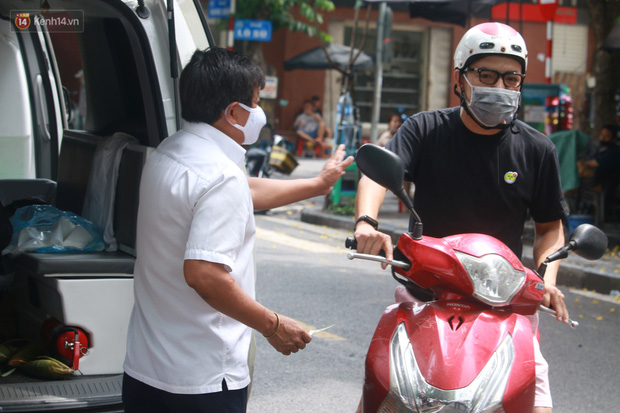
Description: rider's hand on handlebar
xmin=354 ymin=221 xmax=393 ymax=269
xmin=542 ymin=284 xmax=569 ymax=324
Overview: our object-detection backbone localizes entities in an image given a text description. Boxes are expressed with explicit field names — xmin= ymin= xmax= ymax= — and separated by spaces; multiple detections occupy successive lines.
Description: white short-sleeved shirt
xmin=123 ymin=122 xmax=255 ymax=394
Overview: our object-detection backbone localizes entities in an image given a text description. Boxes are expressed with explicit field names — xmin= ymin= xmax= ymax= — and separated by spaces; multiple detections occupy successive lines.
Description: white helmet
xmin=454 ymin=22 xmax=528 ymax=72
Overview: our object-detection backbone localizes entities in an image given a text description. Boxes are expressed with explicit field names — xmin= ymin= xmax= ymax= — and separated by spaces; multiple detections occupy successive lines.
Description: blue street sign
xmin=208 ymin=0 xmax=231 ymax=18
xmin=234 ymin=19 xmax=272 ymax=42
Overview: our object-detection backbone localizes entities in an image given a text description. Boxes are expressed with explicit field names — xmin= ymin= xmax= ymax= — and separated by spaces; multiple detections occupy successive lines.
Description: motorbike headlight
xmin=378 ymin=322 xmax=513 ymax=413
xmin=455 ymin=251 xmax=525 ymax=306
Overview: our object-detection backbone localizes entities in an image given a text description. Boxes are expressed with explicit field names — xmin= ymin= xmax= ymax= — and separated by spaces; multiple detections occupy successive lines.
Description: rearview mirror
xmin=356 ymin=144 xmax=413 ymax=211
xmin=569 ymin=224 xmax=608 ymax=260
xmin=544 ymin=223 xmax=608 ymax=264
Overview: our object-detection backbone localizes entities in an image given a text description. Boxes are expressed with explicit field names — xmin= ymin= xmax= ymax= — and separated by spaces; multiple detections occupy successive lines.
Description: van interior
xmin=0 ymin=0 xmax=210 ymax=410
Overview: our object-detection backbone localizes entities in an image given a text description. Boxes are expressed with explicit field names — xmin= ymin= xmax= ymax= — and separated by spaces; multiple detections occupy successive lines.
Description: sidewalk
xmin=290 ymin=158 xmax=620 ymax=294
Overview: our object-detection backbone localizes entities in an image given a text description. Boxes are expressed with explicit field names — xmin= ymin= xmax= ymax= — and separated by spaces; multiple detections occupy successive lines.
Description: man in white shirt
xmin=123 ymin=47 xmax=353 ymax=412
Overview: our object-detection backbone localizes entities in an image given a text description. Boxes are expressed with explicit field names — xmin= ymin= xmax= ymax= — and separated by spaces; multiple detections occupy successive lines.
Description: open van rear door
xmin=0 ymin=1 xmax=214 ymax=411
xmin=0 ymin=12 xmax=65 ymax=180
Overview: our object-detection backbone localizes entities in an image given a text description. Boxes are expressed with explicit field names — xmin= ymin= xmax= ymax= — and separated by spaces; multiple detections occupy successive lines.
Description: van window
xmin=49 ymin=13 xmax=152 ymax=144
xmin=0 ymin=19 xmax=34 ymax=179
xmin=0 ymin=0 xmax=169 ymax=173
xmin=176 ymin=0 xmax=212 ymax=68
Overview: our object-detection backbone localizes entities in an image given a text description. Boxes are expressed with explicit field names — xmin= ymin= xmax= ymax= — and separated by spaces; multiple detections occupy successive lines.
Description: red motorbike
xmin=347 ymin=144 xmax=608 ymax=413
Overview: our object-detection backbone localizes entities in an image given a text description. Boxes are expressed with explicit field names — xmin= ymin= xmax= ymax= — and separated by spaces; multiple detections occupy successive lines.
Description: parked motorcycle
xmin=346 ymin=144 xmax=608 ymax=412
xmin=245 ymin=124 xmax=298 ymax=178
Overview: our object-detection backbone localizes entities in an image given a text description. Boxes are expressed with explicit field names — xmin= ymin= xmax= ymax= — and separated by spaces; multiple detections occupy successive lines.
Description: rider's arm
xmin=354 ymin=175 xmax=393 ymax=262
xmin=533 ymin=219 xmax=569 ymax=323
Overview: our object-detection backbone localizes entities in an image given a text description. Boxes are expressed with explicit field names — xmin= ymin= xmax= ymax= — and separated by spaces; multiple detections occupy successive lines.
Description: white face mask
xmin=226 ymin=102 xmax=267 ymax=145
xmin=464 ymin=75 xmax=521 ymax=128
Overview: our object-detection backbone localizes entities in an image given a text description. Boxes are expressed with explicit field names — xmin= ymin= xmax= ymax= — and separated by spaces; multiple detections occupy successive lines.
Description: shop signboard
xmin=208 ymin=0 xmax=231 ymax=18
xmin=234 ymin=19 xmax=272 ymax=42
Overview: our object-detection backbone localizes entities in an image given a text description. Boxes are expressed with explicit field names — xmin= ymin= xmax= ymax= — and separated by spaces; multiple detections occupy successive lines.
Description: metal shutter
xmin=552 ymin=23 xmax=588 ymax=75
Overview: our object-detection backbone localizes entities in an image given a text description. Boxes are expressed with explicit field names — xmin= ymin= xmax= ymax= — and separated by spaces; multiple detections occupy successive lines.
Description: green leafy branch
xmin=232 ymin=0 xmax=335 ymax=42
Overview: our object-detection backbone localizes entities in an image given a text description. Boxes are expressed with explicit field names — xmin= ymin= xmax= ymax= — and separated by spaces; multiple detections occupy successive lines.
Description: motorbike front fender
xmin=363 ymin=301 xmax=537 ymax=413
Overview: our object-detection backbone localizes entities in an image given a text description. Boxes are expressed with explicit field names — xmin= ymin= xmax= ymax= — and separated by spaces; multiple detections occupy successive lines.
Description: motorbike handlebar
xmin=346 ymin=238 xmax=577 ymax=327
xmin=538 ymin=305 xmax=579 ymax=328
xmin=345 ymin=236 xmax=406 ymax=268
xmin=345 ymin=236 xmax=386 ymax=258
xmin=345 ymin=236 xmax=357 ymax=250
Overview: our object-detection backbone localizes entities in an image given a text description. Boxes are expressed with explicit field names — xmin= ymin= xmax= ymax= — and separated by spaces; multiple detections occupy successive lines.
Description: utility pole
xmin=369 ymin=2 xmax=387 ymax=143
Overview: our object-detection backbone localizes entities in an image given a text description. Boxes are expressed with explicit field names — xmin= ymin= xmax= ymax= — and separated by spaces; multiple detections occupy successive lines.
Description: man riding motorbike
xmin=354 ymin=22 xmax=570 ymax=412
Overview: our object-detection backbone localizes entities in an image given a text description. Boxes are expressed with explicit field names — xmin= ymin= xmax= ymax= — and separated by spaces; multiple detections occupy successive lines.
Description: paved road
xmin=246 ymin=213 xmax=620 ymax=413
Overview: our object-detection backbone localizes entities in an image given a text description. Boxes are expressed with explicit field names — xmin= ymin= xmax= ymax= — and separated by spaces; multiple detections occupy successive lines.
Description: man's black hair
xmin=387 ymin=112 xmax=402 ymax=122
xmin=180 ymin=47 xmax=265 ymax=125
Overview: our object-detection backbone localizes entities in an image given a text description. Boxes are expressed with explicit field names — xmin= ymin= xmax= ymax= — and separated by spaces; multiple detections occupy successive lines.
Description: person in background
xmin=376 ymin=113 xmax=404 ymax=147
xmin=310 ymin=95 xmax=324 ymax=116
xmin=354 ymin=22 xmax=568 ymax=413
xmin=579 ymin=124 xmax=620 ymax=220
xmin=377 ymin=113 xmax=410 ymax=200
xmin=311 ymin=95 xmax=333 ymax=142
xmin=123 ymin=47 xmax=353 ymax=413
xmin=294 ymin=100 xmax=331 ymax=157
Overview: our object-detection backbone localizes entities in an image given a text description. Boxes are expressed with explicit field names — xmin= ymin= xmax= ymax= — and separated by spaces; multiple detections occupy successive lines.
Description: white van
xmin=0 ymin=0 xmax=213 ymax=410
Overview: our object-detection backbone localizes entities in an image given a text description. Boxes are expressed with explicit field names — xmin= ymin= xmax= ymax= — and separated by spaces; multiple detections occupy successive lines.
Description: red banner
xmin=491 ymin=3 xmax=577 ymax=25
xmin=539 ymin=0 xmax=558 ymax=21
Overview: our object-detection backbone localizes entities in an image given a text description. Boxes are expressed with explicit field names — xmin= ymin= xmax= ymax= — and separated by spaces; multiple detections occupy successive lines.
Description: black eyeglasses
xmin=463 ymin=67 xmax=525 ymax=88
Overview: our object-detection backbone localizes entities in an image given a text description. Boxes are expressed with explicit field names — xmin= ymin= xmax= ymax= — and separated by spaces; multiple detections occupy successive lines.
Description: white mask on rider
xmin=463 ymin=75 xmax=521 ymax=128
xmin=226 ymin=102 xmax=267 ymax=145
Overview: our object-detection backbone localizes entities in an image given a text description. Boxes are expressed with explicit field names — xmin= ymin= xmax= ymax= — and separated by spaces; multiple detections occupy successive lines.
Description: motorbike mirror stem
xmin=537 ymin=240 xmax=577 ymax=277
xmin=536 ymin=262 xmax=547 ymax=279
xmin=545 ymin=241 xmax=577 ymax=263
xmin=395 ymin=188 xmax=423 ymax=240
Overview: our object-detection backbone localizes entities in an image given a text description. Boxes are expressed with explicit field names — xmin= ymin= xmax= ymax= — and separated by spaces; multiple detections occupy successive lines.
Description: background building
xmin=204 ymin=0 xmax=602 ymax=143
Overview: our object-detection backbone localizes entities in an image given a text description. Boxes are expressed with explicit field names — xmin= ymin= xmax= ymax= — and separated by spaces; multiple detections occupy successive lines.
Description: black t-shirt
xmin=386 ymin=106 xmax=569 ymax=258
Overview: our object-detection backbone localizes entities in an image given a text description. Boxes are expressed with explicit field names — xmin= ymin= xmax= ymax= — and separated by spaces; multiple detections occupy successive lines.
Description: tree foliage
xmin=233 ymin=0 xmax=335 ymax=42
